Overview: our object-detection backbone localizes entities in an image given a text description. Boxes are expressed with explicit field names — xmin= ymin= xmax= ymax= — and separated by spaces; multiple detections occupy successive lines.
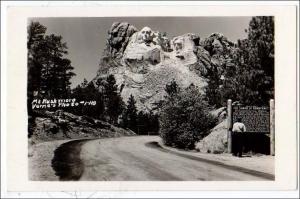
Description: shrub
xmin=159 ymin=84 xmax=217 ymax=149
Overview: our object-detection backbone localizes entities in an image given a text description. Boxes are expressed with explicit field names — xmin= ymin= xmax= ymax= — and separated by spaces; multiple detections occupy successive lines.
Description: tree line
xmin=27 ymin=21 xmax=159 ymax=136
xmin=69 ymin=75 xmax=159 ymax=135
xmin=27 ymin=21 xmax=75 ymax=100
xmin=159 ymin=16 xmax=274 ymax=149
xmin=28 ymin=17 xmax=274 ymax=148
xmin=27 ymin=21 xmax=76 ymax=136
xmin=205 ymin=16 xmax=274 ymax=107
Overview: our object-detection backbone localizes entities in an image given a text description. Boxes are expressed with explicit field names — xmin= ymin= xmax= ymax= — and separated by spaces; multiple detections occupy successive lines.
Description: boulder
xmin=210 ymin=107 xmax=227 ymax=123
xmin=195 ymin=120 xmax=228 ymax=154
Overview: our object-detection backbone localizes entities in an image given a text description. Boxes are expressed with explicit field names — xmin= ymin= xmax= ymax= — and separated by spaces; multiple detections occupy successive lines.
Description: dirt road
xmin=75 ymin=136 xmax=273 ymax=181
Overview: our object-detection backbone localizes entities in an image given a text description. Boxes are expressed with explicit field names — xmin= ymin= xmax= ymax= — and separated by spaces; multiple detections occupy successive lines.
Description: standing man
xmin=232 ymin=117 xmax=247 ymax=157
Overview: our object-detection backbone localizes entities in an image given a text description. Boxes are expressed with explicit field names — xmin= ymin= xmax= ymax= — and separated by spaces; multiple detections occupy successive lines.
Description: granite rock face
xmin=95 ymin=22 xmax=237 ymax=111
xmin=30 ymin=110 xmax=136 ymax=143
xmin=201 ymin=32 xmax=237 ymax=77
xmin=195 ymin=120 xmax=228 ymax=154
xmin=106 ymin=22 xmax=138 ymax=59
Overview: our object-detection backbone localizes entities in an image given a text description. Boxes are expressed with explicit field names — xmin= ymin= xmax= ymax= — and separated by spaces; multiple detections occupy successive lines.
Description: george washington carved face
xmin=138 ymin=27 xmax=153 ymax=44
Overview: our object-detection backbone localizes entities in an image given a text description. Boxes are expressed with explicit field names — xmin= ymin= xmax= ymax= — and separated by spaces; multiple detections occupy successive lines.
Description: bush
xmin=159 ymin=84 xmax=217 ymax=149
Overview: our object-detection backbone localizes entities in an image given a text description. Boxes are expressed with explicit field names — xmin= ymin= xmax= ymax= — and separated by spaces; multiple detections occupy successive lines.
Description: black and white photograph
xmin=27 ymin=16 xmax=276 ymax=181
xmin=2 ymin=2 xmax=299 ymax=197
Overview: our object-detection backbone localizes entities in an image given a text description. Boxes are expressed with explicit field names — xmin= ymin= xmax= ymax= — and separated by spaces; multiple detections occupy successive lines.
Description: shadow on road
xmin=51 ymin=139 xmax=90 ymax=181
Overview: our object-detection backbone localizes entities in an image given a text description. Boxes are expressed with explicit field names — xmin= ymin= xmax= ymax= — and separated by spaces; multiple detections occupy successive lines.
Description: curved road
xmin=76 ymin=136 xmax=271 ymax=181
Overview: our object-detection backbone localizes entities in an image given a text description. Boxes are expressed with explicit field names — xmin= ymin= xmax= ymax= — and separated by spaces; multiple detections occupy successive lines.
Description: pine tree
xmin=230 ymin=16 xmax=274 ymax=105
xmin=81 ymin=78 xmax=88 ymax=88
xmin=204 ymin=16 xmax=274 ymax=107
xmin=103 ymin=75 xmax=123 ymax=124
xmin=39 ymin=34 xmax=75 ymax=98
xmin=148 ymin=111 xmax=159 ymax=134
xmin=124 ymin=95 xmax=138 ymax=132
xmin=27 ymin=21 xmax=47 ymax=98
xmin=27 ymin=22 xmax=48 ymax=137
xmin=27 ymin=21 xmax=76 ymax=136
xmin=71 ymin=79 xmax=105 ymax=119
xmin=27 ymin=21 xmax=75 ymax=99
xmin=242 ymin=16 xmax=274 ymax=105
xmin=137 ymin=111 xmax=148 ymax=135
xmin=165 ymin=79 xmax=179 ymax=97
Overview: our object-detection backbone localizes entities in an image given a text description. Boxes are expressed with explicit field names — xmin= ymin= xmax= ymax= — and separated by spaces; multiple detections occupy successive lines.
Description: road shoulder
xmin=156 ymin=140 xmax=275 ymax=176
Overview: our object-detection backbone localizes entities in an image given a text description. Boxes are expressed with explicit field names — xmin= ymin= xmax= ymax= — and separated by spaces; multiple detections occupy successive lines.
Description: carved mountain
xmin=94 ymin=22 xmax=237 ymax=111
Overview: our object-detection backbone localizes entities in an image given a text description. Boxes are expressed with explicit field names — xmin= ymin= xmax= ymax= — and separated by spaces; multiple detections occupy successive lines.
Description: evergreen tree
xmin=238 ymin=16 xmax=274 ymax=105
xmin=136 ymin=110 xmax=160 ymax=135
xmin=165 ymin=79 xmax=179 ymax=97
xmin=148 ymin=111 xmax=160 ymax=134
xmin=83 ymin=82 xmax=104 ymax=118
xmin=137 ymin=111 xmax=148 ymax=135
xmin=27 ymin=21 xmax=47 ymax=137
xmin=81 ymin=78 xmax=89 ymax=88
xmin=39 ymin=34 xmax=75 ymax=98
xmin=123 ymin=95 xmax=138 ymax=132
xmin=103 ymin=75 xmax=124 ymax=124
xmin=160 ymin=84 xmax=216 ymax=149
xmin=27 ymin=21 xmax=75 ymax=136
xmin=205 ymin=16 xmax=274 ymax=107
xmin=27 ymin=21 xmax=75 ymax=99
xmin=71 ymin=79 xmax=105 ymax=119
xmin=27 ymin=21 xmax=47 ymax=99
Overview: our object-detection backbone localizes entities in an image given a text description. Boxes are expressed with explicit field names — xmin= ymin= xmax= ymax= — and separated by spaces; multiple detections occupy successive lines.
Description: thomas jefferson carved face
xmin=138 ymin=27 xmax=153 ymax=43
xmin=173 ymin=38 xmax=184 ymax=52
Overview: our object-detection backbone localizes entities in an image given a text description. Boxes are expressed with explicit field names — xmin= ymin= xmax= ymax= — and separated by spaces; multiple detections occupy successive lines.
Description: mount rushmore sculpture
xmin=95 ymin=22 xmax=237 ymax=111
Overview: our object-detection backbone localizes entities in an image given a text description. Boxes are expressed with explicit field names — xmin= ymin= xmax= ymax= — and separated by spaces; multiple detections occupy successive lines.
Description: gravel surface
xmin=79 ymin=136 xmax=274 ymax=181
xmin=29 ymin=136 xmax=274 ymax=181
xmin=28 ymin=139 xmax=70 ymax=181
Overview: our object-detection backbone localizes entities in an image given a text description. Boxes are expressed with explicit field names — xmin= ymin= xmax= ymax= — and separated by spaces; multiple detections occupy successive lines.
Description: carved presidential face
xmin=139 ymin=27 xmax=153 ymax=43
xmin=173 ymin=38 xmax=184 ymax=52
xmin=212 ymin=39 xmax=223 ymax=54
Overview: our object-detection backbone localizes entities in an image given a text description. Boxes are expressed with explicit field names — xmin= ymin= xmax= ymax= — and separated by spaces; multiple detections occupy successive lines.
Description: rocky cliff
xmin=94 ymin=22 xmax=237 ymax=111
xmin=30 ymin=110 xmax=136 ymax=143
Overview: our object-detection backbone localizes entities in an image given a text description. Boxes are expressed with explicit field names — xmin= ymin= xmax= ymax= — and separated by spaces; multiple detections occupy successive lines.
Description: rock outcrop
xmin=106 ymin=22 xmax=138 ymax=59
xmin=195 ymin=107 xmax=228 ymax=153
xmin=30 ymin=110 xmax=136 ymax=143
xmin=201 ymin=33 xmax=237 ymax=77
xmin=195 ymin=120 xmax=228 ymax=154
xmin=95 ymin=22 xmax=237 ymax=111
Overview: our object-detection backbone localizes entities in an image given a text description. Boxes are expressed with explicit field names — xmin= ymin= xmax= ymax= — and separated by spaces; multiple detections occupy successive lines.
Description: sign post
xmin=232 ymin=106 xmax=270 ymax=133
xmin=270 ymin=99 xmax=275 ymax=156
xmin=227 ymin=99 xmax=233 ymax=153
xmin=228 ymin=100 xmax=274 ymax=155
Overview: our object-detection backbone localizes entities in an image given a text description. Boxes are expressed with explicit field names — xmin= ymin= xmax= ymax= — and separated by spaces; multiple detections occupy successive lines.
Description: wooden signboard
xmin=232 ymin=105 xmax=270 ymax=133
